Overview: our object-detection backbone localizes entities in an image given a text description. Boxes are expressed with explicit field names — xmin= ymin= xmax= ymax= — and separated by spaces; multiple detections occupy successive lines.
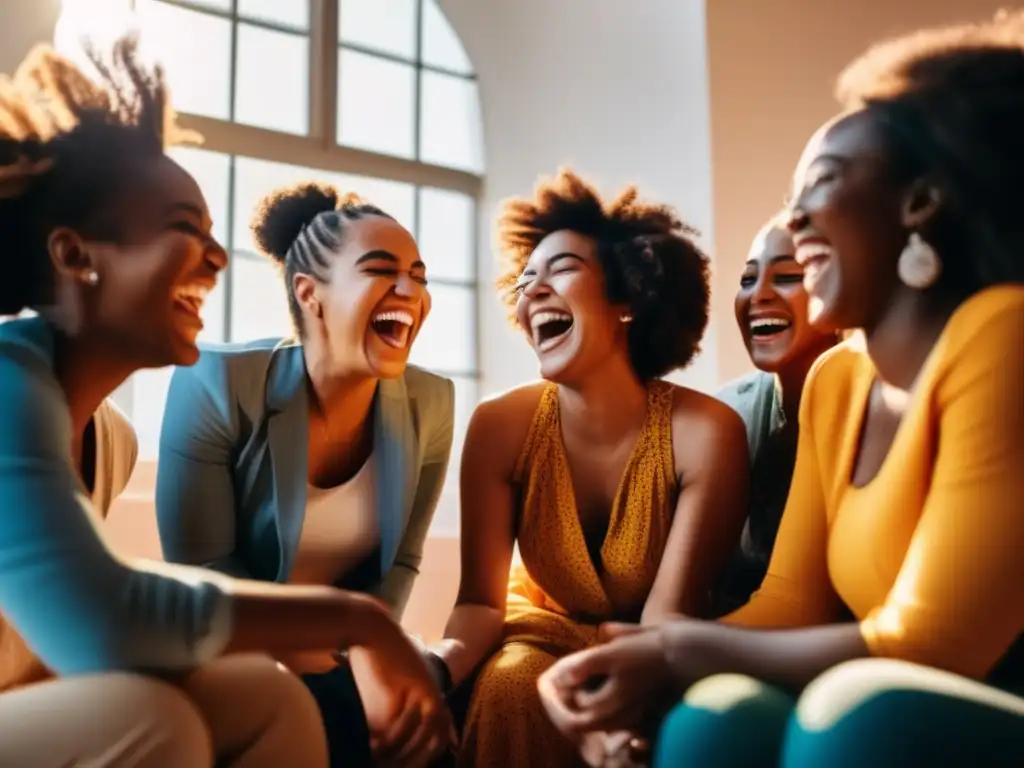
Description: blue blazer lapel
xmin=264 ymin=342 xmax=309 ymax=582
xmin=375 ymin=377 xmax=418 ymax=574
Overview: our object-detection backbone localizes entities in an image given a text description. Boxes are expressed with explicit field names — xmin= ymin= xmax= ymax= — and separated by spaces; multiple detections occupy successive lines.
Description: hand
xmin=537 ymin=626 xmax=675 ymax=739
xmin=349 ymin=614 xmax=453 ymax=767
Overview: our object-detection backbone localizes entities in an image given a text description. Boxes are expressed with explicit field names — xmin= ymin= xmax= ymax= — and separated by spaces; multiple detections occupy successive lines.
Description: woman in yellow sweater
xmin=536 ymin=11 xmax=1024 ymax=766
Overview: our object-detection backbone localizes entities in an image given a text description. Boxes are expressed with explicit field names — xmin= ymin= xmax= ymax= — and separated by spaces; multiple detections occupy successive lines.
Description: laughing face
xmin=299 ymin=215 xmax=430 ymax=379
xmin=514 ymin=229 xmax=628 ymax=382
xmin=72 ymin=154 xmax=228 ymax=368
xmin=735 ymin=221 xmax=837 ymax=374
xmin=788 ymin=109 xmax=910 ymax=331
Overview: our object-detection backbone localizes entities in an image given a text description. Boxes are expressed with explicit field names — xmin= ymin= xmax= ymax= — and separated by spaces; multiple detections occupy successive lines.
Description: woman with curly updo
xmin=428 ymin=169 xmax=750 ymax=766
xmin=538 ymin=11 xmax=1024 ymax=767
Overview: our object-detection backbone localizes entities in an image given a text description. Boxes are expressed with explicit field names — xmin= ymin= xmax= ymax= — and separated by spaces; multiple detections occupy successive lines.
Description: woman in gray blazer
xmin=156 ymin=181 xmax=455 ymax=767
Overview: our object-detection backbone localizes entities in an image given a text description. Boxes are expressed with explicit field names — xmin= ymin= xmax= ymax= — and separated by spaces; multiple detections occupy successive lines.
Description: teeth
xmin=373 ymin=310 xmax=414 ymax=327
xmin=530 ymin=310 xmax=572 ymax=333
xmin=750 ymin=318 xmax=791 ymax=331
xmin=795 ymin=245 xmax=833 ymax=265
xmin=175 ymin=284 xmax=210 ymax=302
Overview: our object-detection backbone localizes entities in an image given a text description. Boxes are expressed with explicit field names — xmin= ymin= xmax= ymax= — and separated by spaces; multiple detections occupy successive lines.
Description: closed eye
xmin=774 ymin=274 xmax=804 ymax=285
xmin=739 ymin=275 xmax=756 ymax=289
xmin=364 ymin=267 xmax=429 ymax=285
xmin=170 ymin=221 xmax=205 ymax=238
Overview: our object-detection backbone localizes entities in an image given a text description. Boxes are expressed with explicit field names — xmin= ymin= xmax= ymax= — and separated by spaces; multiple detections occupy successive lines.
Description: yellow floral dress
xmin=459 ymin=381 xmax=678 ymax=767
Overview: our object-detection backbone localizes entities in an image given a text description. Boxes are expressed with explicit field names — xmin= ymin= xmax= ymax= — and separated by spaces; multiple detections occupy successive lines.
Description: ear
xmin=292 ymin=272 xmax=322 ymax=320
xmin=900 ymin=178 xmax=942 ymax=230
xmin=47 ymin=227 xmax=98 ymax=285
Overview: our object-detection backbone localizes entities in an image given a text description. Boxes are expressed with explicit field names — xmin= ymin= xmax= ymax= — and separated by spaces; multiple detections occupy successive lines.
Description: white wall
xmin=439 ymin=0 xmax=719 ymax=398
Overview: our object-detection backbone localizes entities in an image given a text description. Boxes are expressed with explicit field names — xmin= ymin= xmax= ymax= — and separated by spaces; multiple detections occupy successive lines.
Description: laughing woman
xmin=432 ymin=169 xmax=750 ymax=767
xmin=156 ymin=182 xmax=455 ymax=766
xmin=711 ymin=216 xmax=839 ymax=616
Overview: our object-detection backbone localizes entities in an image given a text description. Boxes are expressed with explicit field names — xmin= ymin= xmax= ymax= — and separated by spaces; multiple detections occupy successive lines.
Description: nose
xmin=785 ymin=205 xmax=810 ymax=235
xmin=521 ymin=276 xmax=551 ymax=299
xmin=206 ymin=241 xmax=229 ymax=273
xmin=393 ymin=273 xmax=425 ymax=298
xmin=751 ymin=270 xmax=775 ymax=304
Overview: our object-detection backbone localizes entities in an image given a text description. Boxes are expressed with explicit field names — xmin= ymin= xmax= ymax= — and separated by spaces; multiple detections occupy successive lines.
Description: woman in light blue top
xmin=710 ymin=215 xmax=839 ymax=616
xmin=0 ymin=35 xmax=444 ymax=767
xmin=156 ymin=181 xmax=455 ymax=766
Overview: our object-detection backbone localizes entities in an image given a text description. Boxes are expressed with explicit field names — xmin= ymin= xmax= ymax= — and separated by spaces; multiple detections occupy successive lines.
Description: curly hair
xmin=496 ymin=168 xmax=710 ymax=380
xmin=250 ymin=182 xmax=392 ymax=335
xmin=836 ymin=9 xmax=1024 ymax=292
xmin=0 ymin=33 xmax=198 ymax=315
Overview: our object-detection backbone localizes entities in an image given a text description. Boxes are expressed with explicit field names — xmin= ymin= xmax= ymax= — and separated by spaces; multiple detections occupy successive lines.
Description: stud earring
xmin=897 ymin=232 xmax=941 ymax=290
xmin=620 ymin=313 xmax=633 ymax=323
xmin=85 ymin=270 xmax=100 ymax=286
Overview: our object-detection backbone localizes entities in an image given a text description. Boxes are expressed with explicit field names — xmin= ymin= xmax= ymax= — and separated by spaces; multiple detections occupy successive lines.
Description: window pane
xmin=419 ymin=71 xmax=484 ymax=173
xmin=233 ymin=157 xmax=328 ymax=253
xmin=198 ymin=278 xmax=227 ymax=344
xmin=417 ymin=187 xmax=475 ymax=282
xmin=331 ymin=173 xmax=416 ymax=233
xmin=432 ymin=374 xmax=478 ymax=536
xmin=230 ymin=255 xmax=293 ymax=341
xmin=421 ymin=0 xmax=473 ymax=75
xmin=339 ymin=0 xmax=417 ymax=60
xmin=131 ymin=366 xmax=173 ymax=461
xmin=409 ymin=284 xmax=474 ymax=374
xmin=238 ymin=0 xmax=309 ymax=30
xmin=166 ymin=147 xmax=230 ymax=246
xmin=337 ymin=50 xmax=415 ymax=159
xmin=135 ymin=0 xmax=232 ymax=120
xmin=235 ymin=25 xmax=309 ymax=135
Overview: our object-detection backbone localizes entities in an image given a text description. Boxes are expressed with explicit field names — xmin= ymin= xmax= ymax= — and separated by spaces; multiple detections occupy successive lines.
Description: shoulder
xmin=466 ymin=380 xmax=548 ymax=475
xmin=937 ymin=286 xmax=1024 ymax=370
xmin=167 ymin=338 xmax=285 ymax=404
xmin=716 ymin=370 xmax=774 ymax=408
xmin=666 ymin=382 xmax=749 ymax=471
xmin=0 ymin=320 xmax=70 ymax=454
xmin=403 ymin=365 xmax=456 ymax=415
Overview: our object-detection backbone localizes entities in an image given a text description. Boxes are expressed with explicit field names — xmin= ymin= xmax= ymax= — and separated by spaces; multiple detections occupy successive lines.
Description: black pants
xmin=302 ymin=666 xmax=458 ymax=768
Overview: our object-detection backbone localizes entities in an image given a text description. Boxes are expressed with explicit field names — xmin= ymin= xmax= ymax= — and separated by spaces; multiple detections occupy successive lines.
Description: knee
xmin=116 ymin=675 xmax=214 ymax=767
xmin=653 ymin=675 xmax=793 ymax=768
xmin=469 ymin=645 xmax=557 ymax=716
xmin=239 ymin=656 xmax=324 ymax=734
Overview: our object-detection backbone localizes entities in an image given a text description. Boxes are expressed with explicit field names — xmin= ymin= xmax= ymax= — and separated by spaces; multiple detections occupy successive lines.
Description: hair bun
xmin=250 ymin=181 xmax=341 ymax=263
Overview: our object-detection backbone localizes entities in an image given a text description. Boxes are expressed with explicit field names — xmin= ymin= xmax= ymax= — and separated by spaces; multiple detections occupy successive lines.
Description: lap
xmin=0 ymin=672 xmax=212 ymax=768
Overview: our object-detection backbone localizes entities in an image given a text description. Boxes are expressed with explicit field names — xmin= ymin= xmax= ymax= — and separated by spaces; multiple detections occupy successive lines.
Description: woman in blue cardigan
xmin=0 ymin=35 xmax=445 ymax=767
xmin=156 ymin=181 xmax=456 ymax=767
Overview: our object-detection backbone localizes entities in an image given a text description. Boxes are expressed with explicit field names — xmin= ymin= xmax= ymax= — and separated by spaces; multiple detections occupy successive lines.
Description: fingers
xmin=542 ymin=646 xmax=611 ymax=692
xmin=372 ymin=694 xmax=450 ymax=768
xmin=371 ymin=691 xmax=420 ymax=762
xmin=597 ymin=622 xmax=644 ymax=643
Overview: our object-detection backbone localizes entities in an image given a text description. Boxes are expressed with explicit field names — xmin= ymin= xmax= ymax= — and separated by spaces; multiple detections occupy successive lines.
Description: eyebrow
xmin=355 ymin=249 xmax=426 ymax=270
xmin=165 ymin=202 xmax=205 ymax=220
xmin=522 ymin=251 xmax=585 ymax=276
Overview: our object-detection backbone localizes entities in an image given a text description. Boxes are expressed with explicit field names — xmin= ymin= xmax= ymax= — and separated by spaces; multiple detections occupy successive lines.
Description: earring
xmin=897 ymin=232 xmax=941 ymax=289
xmin=619 ymin=313 xmax=633 ymax=323
xmin=85 ymin=270 xmax=100 ymax=286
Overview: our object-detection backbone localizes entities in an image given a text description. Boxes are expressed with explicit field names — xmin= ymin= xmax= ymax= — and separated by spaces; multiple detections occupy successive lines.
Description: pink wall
xmin=707 ymin=0 xmax=1009 ymax=385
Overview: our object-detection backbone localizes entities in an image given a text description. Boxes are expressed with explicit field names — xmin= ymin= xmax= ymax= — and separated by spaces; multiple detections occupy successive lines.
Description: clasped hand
xmin=348 ymin=632 xmax=455 ymax=767
xmin=536 ymin=622 xmax=679 ymax=748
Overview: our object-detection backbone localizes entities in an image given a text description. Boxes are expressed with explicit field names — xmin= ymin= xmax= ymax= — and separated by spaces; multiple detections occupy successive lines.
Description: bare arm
xmin=641 ymin=396 xmax=750 ymax=622
xmin=431 ymin=396 xmax=521 ymax=685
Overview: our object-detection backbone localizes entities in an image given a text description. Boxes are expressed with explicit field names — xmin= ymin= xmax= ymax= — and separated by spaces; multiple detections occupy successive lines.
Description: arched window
xmin=56 ymin=0 xmax=483 ymax=534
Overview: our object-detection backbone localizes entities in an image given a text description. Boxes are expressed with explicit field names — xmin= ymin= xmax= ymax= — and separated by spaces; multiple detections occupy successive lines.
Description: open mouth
xmin=749 ymin=317 xmax=792 ymax=342
xmin=531 ymin=310 xmax=574 ymax=353
xmin=794 ymin=240 xmax=835 ymax=293
xmin=371 ymin=309 xmax=414 ymax=349
xmin=172 ymin=283 xmax=210 ymax=325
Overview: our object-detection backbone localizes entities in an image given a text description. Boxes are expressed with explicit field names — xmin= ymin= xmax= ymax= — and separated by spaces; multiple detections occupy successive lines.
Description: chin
xmin=368 ymin=357 xmax=409 ymax=380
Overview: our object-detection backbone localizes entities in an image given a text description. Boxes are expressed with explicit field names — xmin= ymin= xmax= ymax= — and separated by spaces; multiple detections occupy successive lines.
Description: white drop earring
xmin=85 ymin=270 xmax=100 ymax=286
xmin=897 ymin=232 xmax=941 ymax=290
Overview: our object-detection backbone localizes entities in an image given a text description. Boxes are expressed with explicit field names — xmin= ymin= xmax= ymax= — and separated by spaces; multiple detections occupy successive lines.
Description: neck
xmin=303 ymin=344 xmax=378 ymax=438
xmin=775 ymin=341 xmax=836 ymax=424
xmin=864 ymin=289 xmax=957 ymax=390
xmin=557 ymin=355 xmax=648 ymax=443
xmin=51 ymin=330 xmax=134 ymax=449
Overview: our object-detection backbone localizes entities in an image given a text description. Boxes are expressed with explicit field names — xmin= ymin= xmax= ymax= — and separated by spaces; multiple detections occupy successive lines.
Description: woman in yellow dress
xmin=430 ymin=169 xmax=751 ymax=766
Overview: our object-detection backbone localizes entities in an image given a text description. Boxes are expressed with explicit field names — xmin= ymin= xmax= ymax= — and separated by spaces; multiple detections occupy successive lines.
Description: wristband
xmin=427 ymin=651 xmax=454 ymax=696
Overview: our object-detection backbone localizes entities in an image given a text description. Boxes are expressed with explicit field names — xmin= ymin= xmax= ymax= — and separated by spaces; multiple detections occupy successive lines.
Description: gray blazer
xmin=155 ymin=337 xmax=454 ymax=618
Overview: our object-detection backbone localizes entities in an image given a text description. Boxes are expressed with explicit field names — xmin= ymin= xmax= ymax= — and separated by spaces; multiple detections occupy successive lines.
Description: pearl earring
xmin=620 ymin=313 xmax=633 ymax=323
xmin=85 ymin=270 xmax=100 ymax=286
xmin=897 ymin=232 xmax=941 ymax=290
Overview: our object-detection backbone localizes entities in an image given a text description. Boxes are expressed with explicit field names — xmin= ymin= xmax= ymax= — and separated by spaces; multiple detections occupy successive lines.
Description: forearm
xmin=223 ymin=579 xmax=390 ymax=655
xmin=660 ymin=620 xmax=869 ymax=690
xmin=430 ymin=603 xmax=505 ymax=685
